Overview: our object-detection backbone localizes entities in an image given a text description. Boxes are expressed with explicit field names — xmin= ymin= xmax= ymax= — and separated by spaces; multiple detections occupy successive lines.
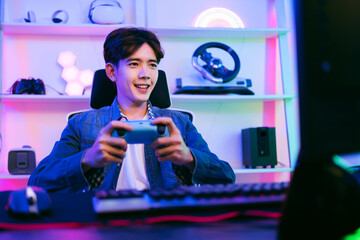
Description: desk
xmin=0 ymin=219 xmax=278 ymax=240
xmin=0 ymin=190 xmax=280 ymax=240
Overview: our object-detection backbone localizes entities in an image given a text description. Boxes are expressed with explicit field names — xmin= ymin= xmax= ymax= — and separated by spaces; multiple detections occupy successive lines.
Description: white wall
xmin=0 ymin=0 xmax=299 ymax=184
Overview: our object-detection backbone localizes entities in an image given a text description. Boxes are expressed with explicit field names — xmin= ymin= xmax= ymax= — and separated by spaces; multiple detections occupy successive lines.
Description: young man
xmin=28 ymin=27 xmax=235 ymax=193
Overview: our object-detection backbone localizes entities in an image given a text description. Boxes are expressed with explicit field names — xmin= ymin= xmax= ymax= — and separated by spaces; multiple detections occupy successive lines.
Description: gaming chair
xmin=67 ymin=69 xmax=193 ymax=122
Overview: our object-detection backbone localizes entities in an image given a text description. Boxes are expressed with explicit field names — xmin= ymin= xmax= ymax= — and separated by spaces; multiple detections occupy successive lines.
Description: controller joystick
xmin=112 ymin=120 xmax=169 ymax=144
xmin=115 ymin=128 xmax=126 ymax=137
xmin=157 ymin=124 xmax=166 ymax=135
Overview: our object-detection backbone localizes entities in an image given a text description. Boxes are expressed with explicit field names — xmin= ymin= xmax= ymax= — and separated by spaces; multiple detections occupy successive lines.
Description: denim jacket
xmin=28 ymin=97 xmax=236 ymax=193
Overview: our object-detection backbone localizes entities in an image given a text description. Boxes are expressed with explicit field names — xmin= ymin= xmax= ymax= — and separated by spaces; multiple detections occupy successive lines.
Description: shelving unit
xmin=0 ymin=0 xmax=298 ymax=186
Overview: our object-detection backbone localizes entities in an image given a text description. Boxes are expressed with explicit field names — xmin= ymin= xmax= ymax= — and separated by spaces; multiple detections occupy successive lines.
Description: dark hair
xmin=103 ymin=27 xmax=164 ymax=66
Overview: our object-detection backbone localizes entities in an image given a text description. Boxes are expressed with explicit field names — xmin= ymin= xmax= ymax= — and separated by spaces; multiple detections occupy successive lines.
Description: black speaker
xmin=8 ymin=146 xmax=36 ymax=175
xmin=242 ymin=127 xmax=277 ymax=168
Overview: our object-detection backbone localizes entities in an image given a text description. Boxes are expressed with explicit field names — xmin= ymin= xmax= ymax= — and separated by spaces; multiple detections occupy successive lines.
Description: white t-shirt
xmin=116 ymin=143 xmax=150 ymax=191
xmin=116 ymin=115 xmax=150 ymax=191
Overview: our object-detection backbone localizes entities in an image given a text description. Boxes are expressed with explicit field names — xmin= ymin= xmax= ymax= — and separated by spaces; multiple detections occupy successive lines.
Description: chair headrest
xmin=90 ymin=69 xmax=171 ymax=109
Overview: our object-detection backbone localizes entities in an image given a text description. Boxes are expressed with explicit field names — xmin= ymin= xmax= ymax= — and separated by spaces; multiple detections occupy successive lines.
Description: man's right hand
xmin=81 ymin=120 xmax=133 ymax=172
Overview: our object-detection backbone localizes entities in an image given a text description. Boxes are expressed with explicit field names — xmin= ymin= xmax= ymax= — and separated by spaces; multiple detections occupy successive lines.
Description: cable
xmin=44 ymin=84 xmax=65 ymax=95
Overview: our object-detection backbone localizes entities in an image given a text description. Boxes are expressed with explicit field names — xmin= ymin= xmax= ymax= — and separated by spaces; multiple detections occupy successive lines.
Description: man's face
xmin=110 ymin=43 xmax=159 ymax=107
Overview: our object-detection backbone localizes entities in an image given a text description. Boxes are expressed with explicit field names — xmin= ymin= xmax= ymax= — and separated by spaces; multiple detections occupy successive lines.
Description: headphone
xmin=192 ymin=42 xmax=241 ymax=83
xmin=88 ymin=0 xmax=125 ymax=24
xmin=24 ymin=10 xmax=69 ymax=24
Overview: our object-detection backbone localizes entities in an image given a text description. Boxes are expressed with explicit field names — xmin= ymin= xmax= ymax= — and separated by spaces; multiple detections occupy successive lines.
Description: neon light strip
xmin=194 ymin=7 xmax=245 ymax=28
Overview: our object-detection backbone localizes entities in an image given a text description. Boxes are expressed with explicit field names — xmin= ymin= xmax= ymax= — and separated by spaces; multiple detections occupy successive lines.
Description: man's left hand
xmin=151 ymin=117 xmax=195 ymax=171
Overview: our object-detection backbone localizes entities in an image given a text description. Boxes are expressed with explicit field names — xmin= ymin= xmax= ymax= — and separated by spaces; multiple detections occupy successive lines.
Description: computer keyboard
xmin=92 ymin=182 xmax=289 ymax=214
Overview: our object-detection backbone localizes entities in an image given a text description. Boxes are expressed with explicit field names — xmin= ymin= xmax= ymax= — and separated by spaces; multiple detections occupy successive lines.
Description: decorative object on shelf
xmin=8 ymin=145 xmax=37 ymax=175
xmin=23 ymin=10 xmax=69 ymax=24
xmin=24 ymin=11 xmax=36 ymax=23
xmin=193 ymin=42 xmax=241 ymax=83
xmin=242 ymin=127 xmax=277 ymax=168
xmin=8 ymin=78 xmax=46 ymax=95
xmin=174 ymin=42 xmax=254 ymax=95
xmin=194 ymin=7 xmax=245 ymax=28
xmin=57 ymin=51 xmax=94 ymax=96
xmin=88 ymin=0 xmax=125 ymax=24
xmin=52 ymin=10 xmax=69 ymax=24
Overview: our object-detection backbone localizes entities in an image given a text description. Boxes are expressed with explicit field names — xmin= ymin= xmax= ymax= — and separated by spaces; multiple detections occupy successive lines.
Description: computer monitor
xmin=278 ymin=1 xmax=360 ymax=239
xmin=296 ymin=0 xmax=360 ymax=161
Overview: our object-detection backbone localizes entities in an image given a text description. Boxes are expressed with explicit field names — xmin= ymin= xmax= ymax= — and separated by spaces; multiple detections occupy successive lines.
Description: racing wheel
xmin=192 ymin=42 xmax=241 ymax=84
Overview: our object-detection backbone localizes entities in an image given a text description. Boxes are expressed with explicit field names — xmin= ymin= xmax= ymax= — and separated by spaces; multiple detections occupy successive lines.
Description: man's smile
xmin=134 ymin=83 xmax=150 ymax=89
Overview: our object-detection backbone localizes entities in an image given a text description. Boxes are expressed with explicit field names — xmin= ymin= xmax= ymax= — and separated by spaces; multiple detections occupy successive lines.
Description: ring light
xmin=194 ymin=7 xmax=245 ymax=28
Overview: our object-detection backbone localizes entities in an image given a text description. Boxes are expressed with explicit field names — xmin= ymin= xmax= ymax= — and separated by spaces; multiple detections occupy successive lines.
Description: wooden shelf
xmin=0 ymin=174 xmax=30 ymax=179
xmin=1 ymin=23 xmax=290 ymax=38
xmin=0 ymin=94 xmax=296 ymax=103
xmin=171 ymin=94 xmax=297 ymax=102
xmin=1 ymin=23 xmax=134 ymax=36
xmin=233 ymin=167 xmax=293 ymax=174
xmin=0 ymin=94 xmax=90 ymax=103
xmin=0 ymin=169 xmax=294 ymax=179
xmin=152 ymin=27 xmax=290 ymax=39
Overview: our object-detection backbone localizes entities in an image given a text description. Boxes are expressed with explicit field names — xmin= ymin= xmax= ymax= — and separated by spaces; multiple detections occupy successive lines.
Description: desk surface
xmin=0 ymin=190 xmax=280 ymax=240
xmin=0 ymin=218 xmax=278 ymax=240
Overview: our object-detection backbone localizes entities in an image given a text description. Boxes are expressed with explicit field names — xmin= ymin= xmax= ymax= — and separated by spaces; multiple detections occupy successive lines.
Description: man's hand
xmin=81 ymin=120 xmax=132 ymax=172
xmin=151 ymin=117 xmax=195 ymax=171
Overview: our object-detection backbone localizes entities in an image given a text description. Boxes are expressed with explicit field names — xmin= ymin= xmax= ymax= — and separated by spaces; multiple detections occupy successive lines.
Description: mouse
xmin=6 ymin=186 xmax=52 ymax=217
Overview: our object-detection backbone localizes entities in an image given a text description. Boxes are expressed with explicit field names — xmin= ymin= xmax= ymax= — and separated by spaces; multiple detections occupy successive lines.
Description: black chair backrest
xmin=90 ymin=69 xmax=171 ymax=109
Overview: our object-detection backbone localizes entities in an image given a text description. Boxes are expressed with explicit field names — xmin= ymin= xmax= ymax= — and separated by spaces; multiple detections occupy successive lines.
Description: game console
xmin=112 ymin=120 xmax=169 ymax=144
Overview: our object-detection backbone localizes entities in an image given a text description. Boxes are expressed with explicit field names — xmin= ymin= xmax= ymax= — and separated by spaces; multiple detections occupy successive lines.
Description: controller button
xmin=157 ymin=124 xmax=166 ymax=135
xmin=116 ymin=128 xmax=126 ymax=137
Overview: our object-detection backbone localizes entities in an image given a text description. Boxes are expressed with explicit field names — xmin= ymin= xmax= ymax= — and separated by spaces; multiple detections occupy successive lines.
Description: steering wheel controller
xmin=112 ymin=120 xmax=169 ymax=144
xmin=192 ymin=42 xmax=241 ymax=84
